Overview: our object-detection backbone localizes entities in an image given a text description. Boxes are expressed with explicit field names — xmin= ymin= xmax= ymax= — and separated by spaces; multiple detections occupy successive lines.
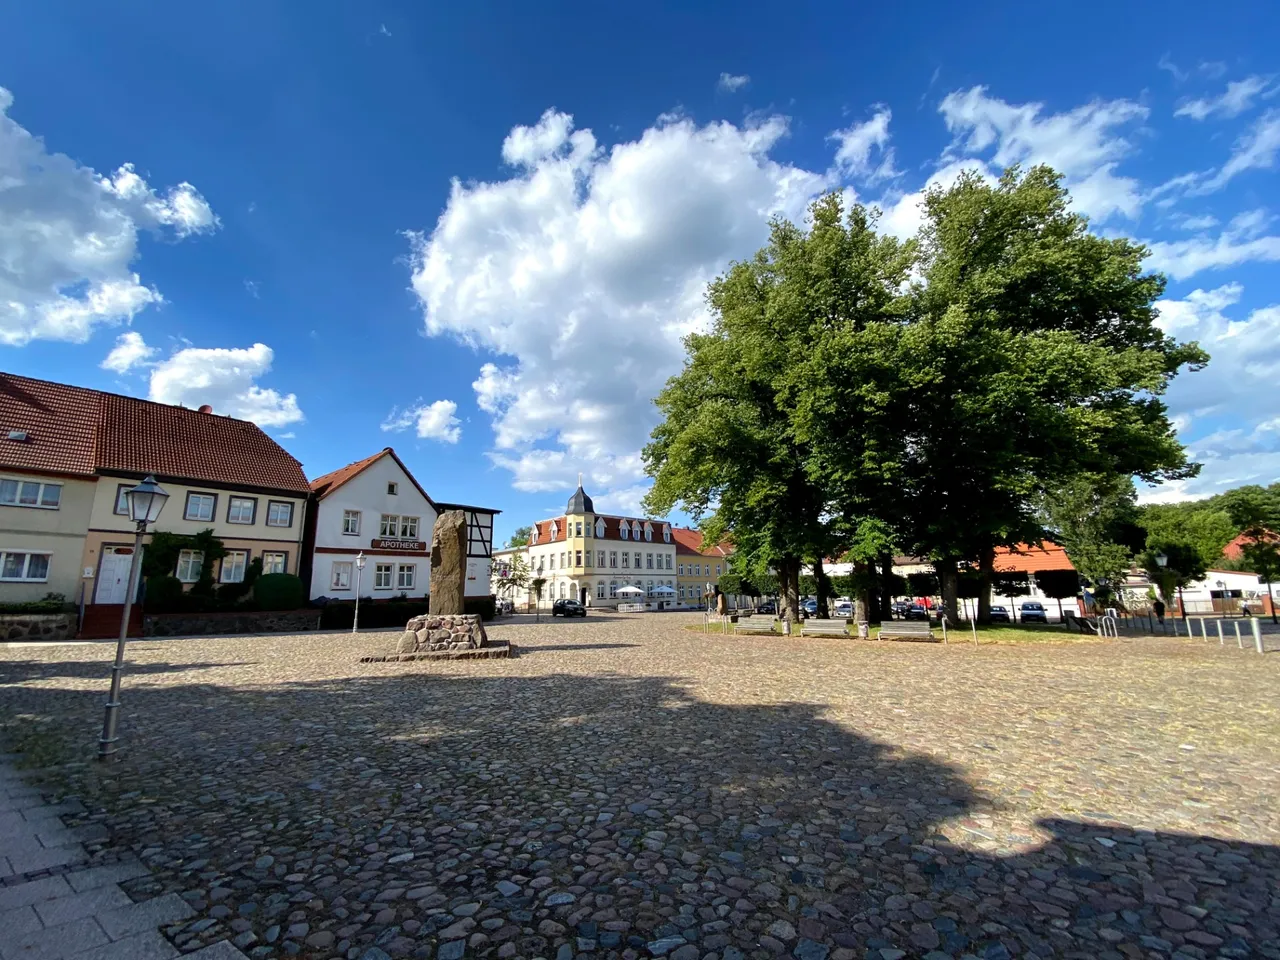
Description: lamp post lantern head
xmin=1155 ymin=552 xmax=1169 ymax=568
xmin=125 ymin=475 xmax=169 ymax=525
xmin=355 ymin=552 xmax=366 ymax=570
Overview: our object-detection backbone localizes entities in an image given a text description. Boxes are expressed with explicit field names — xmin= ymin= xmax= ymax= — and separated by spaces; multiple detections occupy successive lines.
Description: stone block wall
xmin=0 ymin=613 xmax=76 ymax=643
xmin=144 ymin=610 xmax=321 ymax=638
xmin=396 ymin=613 xmax=488 ymax=654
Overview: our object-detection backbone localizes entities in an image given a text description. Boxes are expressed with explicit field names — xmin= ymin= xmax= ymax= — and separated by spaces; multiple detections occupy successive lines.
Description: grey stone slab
xmin=0 ymin=904 xmax=44 ymax=938
xmin=64 ymin=863 xmax=149 ymax=894
xmin=0 ymin=785 xmax=41 ymax=800
xmin=65 ymin=930 xmax=179 ymax=960
xmin=34 ymin=886 xmax=131 ymax=928
xmin=6 ymin=843 xmax=85 ymax=875
xmin=0 ymin=812 xmax=26 ymax=835
xmin=35 ymin=826 xmax=76 ymax=849
xmin=0 ymin=876 xmax=73 ymax=911
xmin=20 ymin=800 xmax=85 ymax=823
xmin=95 ymin=894 xmax=193 ymax=941
xmin=0 ymin=916 xmax=108 ymax=960
xmin=0 ymin=857 xmax=13 ymax=879
xmin=182 ymin=942 xmax=250 ymax=960
xmin=0 ymin=794 xmax=43 ymax=813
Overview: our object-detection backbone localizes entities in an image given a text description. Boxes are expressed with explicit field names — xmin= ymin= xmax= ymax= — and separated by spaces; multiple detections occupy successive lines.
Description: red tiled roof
xmin=528 ymin=514 xmax=729 ymax=554
xmin=0 ymin=372 xmax=309 ymax=494
xmin=671 ymin=527 xmax=732 ymax=558
xmin=993 ymin=542 xmax=1074 ymax=573
xmin=1223 ymin=530 xmax=1278 ymax=560
xmin=310 ymin=447 xmax=436 ymax=505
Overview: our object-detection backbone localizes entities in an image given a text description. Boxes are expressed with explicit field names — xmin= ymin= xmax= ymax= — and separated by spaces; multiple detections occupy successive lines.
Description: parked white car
xmin=833 ymin=600 xmax=854 ymax=618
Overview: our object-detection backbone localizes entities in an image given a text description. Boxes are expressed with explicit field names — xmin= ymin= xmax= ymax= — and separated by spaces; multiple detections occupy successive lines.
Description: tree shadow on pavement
xmin=0 ymin=659 xmax=251 ymax=684
xmin=0 ymin=670 xmax=1275 ymax=960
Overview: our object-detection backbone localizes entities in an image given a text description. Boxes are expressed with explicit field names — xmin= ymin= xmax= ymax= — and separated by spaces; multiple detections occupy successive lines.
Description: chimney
xmin=197 ymin=404 xmax=214 ymax=414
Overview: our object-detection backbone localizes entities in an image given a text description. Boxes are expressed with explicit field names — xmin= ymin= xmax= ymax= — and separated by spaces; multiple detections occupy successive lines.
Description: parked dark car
xmin=891 ymin=600 xmax=912 ymax=618
xmin=905 ymin=604 xmax=929 ymax=620
xmin=552 ymin=599 xmax=586 ymax=617
xmin=1020 ymin=601 xmax=1048 ymax=624
xmin=801 ymin=598 xmax=818 ymax=617
xmin=989 ymin=605 xmax=1011 ymax=623
xmin=756 ymin=600 xmax=778 ymax=614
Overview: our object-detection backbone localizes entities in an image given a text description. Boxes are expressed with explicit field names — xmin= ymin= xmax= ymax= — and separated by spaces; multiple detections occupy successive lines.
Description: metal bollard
xmin=1216 ymin=620 xmax=1224 ymax=645
xmin=1252 ymin=617 xmax=1264 ymax=654
xmin=1234 ymin=620 xmax=1243 ymax=649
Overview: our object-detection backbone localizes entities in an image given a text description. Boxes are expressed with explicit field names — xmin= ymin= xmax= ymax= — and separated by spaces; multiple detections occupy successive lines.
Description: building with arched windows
xmin=492 ymin=482 xmax=731 ymax=610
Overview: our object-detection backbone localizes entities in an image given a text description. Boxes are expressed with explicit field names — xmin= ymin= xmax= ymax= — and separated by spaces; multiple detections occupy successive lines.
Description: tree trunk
xmin=1008 ymin=594 xmax=1017 ymax=623
xmin=978 ymin=546 xmax=994 ymax=624
xmin=936 ymin=558 xmax=959 ymax=625
xmin=814 ymin=557 xmax=830 ymax=619
xmin=779 ymin=556 xmax=801 ymax=622
xmin=878 ymin=552 xmax=895 ymax=620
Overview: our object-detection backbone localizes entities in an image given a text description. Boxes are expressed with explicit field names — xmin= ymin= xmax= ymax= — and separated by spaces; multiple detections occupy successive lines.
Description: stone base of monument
xmin=359 ymin=613 xmax=513 ymax=662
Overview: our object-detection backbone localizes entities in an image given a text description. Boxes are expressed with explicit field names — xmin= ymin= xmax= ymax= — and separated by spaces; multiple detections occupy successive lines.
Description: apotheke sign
xmin=370 ymin=538 xmax=427 ymax=552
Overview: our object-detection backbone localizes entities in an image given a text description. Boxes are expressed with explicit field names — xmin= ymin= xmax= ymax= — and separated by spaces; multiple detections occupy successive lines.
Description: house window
xmin=595 ymin=518 xmax=605 ymax=537
xmin=400 ymin=516 xmax=419 ymax=539
xmin=331 ymin=561 xmax=352 ymax=590
xmin=609 ymin=580 xmax=618 ymax=598
xmin=380 ymin=514 xmax=399 ymax=537
xmin=375 ymin=563 xmax=394 ymax=589
xmin=266 ymin=501 xmax=294 ymax=528
xmin=184 ymin=492 xmax=216 ymax=522
xmin=597 ymin=581 xmax=606 ymax=599
xmin=679 ymin=563 xmax=685 ymax=576
xmin=114 ymin=484 xmax=131 ymax=515
xmin=619 ymin=521 xmax=629 ymax=540
xmin=0 ymin=551 xmax=50 ymax=581
xmin=575 ymin=550 xmax=583 ymax=566
xmin=397 ymin=564 xmax=416 ymax=589
xmin=644 ymin=523 xmax=652 ymax=542
xmin=559 ymin=581 xmax=567 ymax=598
xmin=1 ymin=479 xmax=61 ymax=510
xmin=716 ymin=564 xmax=721 ymax=576
xmin=387 ymin=482 xmax=398 ymax=495
xmin=646 ymin=553 xmax=654 ymax=569
xmin=694 ymin=563 xmax=701 ymax=577
xmin=531 ymin=527 xmax=539 ymax=544
xmin=609 ymin=550 xmax=617 ymax=568
xmin=343 ymin=510 xmax=361 ymax=535
xmin=663 ymin=525 xmax=671 ymax=543
xmin=622 ymin=552 xmax=630 ymax=568
xmin=646 ymin=581 xmax=654 ymax=598
xmin=262 ymin=552 xmax=287 ymax=575
xmin=561 ymin=551 xmax=567 ymax=567
xmin=176 ymin=550 xmax=204 ymax=583
xmin=549 ymin=521 xmax=559 ymax=539
xmin=575 ymin=522 xmax=583 ymax=536
xmin=665 ymin=555 xmax=673 ymax=570
xmin=549 ymin=554 xmax=556 ymax=570
xmin=679 ymin=583 xmax=686 ymax=599
xmin=227 ymin=497 xmax=256 ymax=524
xmin=634 ymin=552 xmax=642 ymax=569
xmin=220 ymin=550 xmax=248 ymax=583
xmin=597 ymin=550 xmax=606 ymax=567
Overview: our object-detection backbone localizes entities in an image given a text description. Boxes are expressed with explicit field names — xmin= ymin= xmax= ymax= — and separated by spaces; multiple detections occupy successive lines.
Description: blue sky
xmin=2 ymin=1 xmax=1278 ymax=545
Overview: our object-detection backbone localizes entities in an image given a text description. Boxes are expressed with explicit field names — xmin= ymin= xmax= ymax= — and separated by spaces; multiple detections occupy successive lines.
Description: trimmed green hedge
xmin=253 ymin=574 xmax=306 ymax=611
xmin=318 ymin=595 xmax=496 ymax=630
xmin=0 ymin=593 xmax=75 ymax=615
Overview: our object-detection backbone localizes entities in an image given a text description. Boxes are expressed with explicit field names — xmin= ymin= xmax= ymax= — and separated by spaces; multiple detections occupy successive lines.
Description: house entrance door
xmin=95 ymin=546 xmax=137 ymax=604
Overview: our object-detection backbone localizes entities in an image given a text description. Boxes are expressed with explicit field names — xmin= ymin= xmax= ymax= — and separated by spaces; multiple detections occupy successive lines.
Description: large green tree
xmin=888 ymin=166 xmax=1206 ymax=619
xmin=1041 ymin=473 xmax=1143 ymax=590
xmin=644 ymin=194 xmax=910 ymax=621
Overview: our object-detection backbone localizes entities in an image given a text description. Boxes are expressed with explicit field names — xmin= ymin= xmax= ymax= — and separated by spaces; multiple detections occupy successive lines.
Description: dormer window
xmin=549 ymin=520 xmax=559 ymax=540
xmin=619 ymin=520 xmax=629 ymax=540
xmin=595 ymin=517 xmax=605 ymax=538
xmin=643 ymin=522 xmax=653 ymax=542
xmin=663 ymin=524 xmax=671 ymax=543
xmin=531 ymin=527 xmax=539 ymax=544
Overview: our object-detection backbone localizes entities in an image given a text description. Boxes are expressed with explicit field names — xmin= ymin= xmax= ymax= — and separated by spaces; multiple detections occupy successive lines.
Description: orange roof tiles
xmin=0 ymin=372 xmax=309 ymax=494
xmin=992 ymin=542 xmax=1075 ymax=573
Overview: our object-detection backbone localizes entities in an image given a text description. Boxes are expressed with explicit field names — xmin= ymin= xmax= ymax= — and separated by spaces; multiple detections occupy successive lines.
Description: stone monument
xmin=361 ymin=510 xmax=510 ymax=661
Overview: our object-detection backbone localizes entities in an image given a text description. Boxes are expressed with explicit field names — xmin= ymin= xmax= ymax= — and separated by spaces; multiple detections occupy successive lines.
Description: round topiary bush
xmin=144 ymin=575 xmax=185 ymax=613
xmin=253 ymin=573 xmax=306 ymax=611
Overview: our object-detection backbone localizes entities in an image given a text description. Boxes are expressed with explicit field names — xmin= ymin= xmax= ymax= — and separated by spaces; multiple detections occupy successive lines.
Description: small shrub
xmin=144 ymin=576 xmax=185 ymax=613
xmin=254 ymin=573 xmax=306 ymax=611
xmin=0 ymin=592 xmax=76 ymax=615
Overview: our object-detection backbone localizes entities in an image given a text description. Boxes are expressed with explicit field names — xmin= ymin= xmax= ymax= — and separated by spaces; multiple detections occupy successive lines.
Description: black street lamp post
xmin=98 ymin=476 xmax=169 ymax=761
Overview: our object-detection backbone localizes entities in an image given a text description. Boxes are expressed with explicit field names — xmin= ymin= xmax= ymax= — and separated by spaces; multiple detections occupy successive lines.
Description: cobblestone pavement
xmin=1 ymin=612 xmax=1278 ymax=960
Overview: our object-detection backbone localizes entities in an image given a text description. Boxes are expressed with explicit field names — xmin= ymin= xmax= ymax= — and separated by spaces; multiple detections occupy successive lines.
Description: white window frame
xmin=227 ymin=497 xmax=256 ymax=525
xmin=262 ymin=551 xmax=287 ymax=575
xmin=619 ymin=521 xmax=629 ymax=540
xmin=665 ymin=555 xmax=673 ymax=570
xmin=184 ymin=492 xmax=216 ymax=522
xmin=646 ymin=553 xmax=654 ymax=569
xmin=0 ymin=550 xmax=51 ymax=582
xmin=559 ymin=581 xmax=567 ymax=599
xmin=595 ymin=518 xmax=605 ymax=537
xmin=176 ymin=549 xmax=204 ymax=583
xmin=663 ymin=524 xmax=671 ymax=543
xmin=397 ymin=563 xmax=416 ymax=589
xmin=342 ymin=510 xmax=361 ymax=535
xmin=634 ymin=552 xmax=642 ymax=569
xmin=331 ymin=561 xmax=352 ymax=590
xmin=644 ymin=522 xmax=653 ymax=542
xmin=387 ymin=482 xmax=398 ymax=495
xmin=596 ymin=581 xmax=605 ymax=599
xmin=576 ymin=550 xmax=583 ymax=567
xmin=575 ymin=521 xmax=583 ymax=536
xmin=374 ymin=563 xmax=394 ymax=589
xmin=380 ymin=514 xmax=399 ymax=537
xmin=0 ymin=479 xmax=62 ymax=510
xmin=266 ymin=501 xmax=294 ymax=528
xmin=220 ymin=550 xmax=249 ymax=583
xmin=646 ymin=580 xmax=654 ymax=598
xmin=621 ymin=552 xmax=630 ymax=569
xmin=609 ymin=580 xmax=618 ymax=598
xmin=399 ymin=516 xmax=419 ymax=539
xmin=609 ymin=550 xmax=617 ymax=568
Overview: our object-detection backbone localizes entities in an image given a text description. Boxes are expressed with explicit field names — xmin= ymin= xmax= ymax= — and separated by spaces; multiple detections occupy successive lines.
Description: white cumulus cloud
xmin=0 ymin=86 xmax=217 ymax=346
xmin=938 ymin=86 xmax=1149 ymax=221
xmin=1175 ymin=75 xmax=1277 ymax=121
xmin=1145 ymin=209 xmax=1280 ymax=279
xmin=381 ymin=399 xmax=462 ymax=444
xmin=406 ymin=108 xmax=830 ymax=504
xmin=829 ymin=107 xmax=898 ymax=182
xmin=148 ymin=343 xmax=303 ymax=427
xmin=100 ymin=330 xmax=158 ymax=373
xmin=718 ymin=73 xmax=750 ymax=93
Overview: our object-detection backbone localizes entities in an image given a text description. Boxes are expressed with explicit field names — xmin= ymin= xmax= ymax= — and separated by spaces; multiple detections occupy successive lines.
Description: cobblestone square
xmin=2 ymin=613 xmax=1278 ymax=960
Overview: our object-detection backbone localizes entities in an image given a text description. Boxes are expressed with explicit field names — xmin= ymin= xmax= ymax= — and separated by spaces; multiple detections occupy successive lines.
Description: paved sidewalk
xmin=0 ymin=756 xmax=246 ymax=960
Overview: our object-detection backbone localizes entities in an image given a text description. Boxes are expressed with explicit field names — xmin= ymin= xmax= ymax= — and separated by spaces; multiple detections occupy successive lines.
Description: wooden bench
xmin=877 ymin=620 xmax=937 ymax=642
xmin=733 ymin=615 xmax=777 ymax=635
xmin=800 ymin=618 xmax=849 ymax=637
